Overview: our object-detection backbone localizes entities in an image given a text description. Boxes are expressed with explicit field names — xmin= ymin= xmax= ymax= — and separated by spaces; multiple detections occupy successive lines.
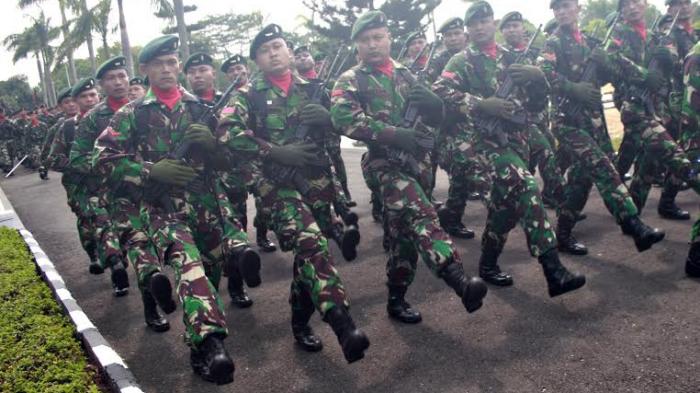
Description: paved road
xmin=3 ymin=148 xmax=700 ymax=393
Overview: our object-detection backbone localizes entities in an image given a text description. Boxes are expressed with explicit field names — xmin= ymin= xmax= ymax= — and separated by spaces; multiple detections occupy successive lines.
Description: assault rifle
xmin=477 ymin=25 xmax=542 ymax=146
xmin=639 ymin=10 xmax=680 ymax=116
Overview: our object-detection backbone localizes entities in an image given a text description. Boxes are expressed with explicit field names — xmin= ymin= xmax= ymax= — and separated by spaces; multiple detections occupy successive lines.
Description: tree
xmin=581 ymin=0 xmax=662 ymax=27
xmin=185 ymin=12 xmax=264 ymax=58
xmin=116 ymin=0 xmax=134 ymax=77
xmin=0 ymin=76 xmax=37 ymax=111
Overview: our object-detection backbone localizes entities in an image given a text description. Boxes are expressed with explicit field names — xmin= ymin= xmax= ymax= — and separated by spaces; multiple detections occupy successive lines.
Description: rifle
xmin=477 ymin=25 xmax=542 ymax=146
xmin=639 ymin=10 xmax=680 ymax=116
xmin=557 ymin=15 xmax=619 ymax=124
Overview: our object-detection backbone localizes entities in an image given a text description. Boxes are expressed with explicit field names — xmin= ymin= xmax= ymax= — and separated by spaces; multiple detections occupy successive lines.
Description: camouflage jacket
xmin=426 ymin=48 xmax=459 ymax=83
xmin=0 ymin=118 xmax=17 ymax=141
xmin=40 ymin=116 xmax=65 ymax=163
xmin=668 ymin=23 xmax=697 ymax=93
xmin=47 ymin=114 xmax=79 ymax=173
xmin=681 ymin=42 xmax=700 ymax=152
xmin=70 ymin=101 xmax=115 ymax=175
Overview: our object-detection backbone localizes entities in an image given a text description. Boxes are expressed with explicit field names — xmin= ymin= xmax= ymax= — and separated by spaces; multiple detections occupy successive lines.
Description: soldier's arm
xmin=683 ymin=48 xmax=700 ymax=120
xmin=217 ymin=92 xmax=272 ymax=161
xmin=606 ymin=28 xmax=649 ymax=87
xmin=68 ymin=113 xmax=96 ymax=174
xmin=431 ymin=54 xmax=481 ymax=121
xmin=47 ymin=123 xmax=69 ymax=171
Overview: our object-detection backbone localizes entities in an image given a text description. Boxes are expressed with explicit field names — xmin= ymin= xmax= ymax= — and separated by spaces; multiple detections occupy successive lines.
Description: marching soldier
xmin=0 ymin=108 xmax=16 ymax=173
xmin=39 ymin=87 xmax=78 ymax=180
xmin=402 ymin=31 xmax=428 ymax=72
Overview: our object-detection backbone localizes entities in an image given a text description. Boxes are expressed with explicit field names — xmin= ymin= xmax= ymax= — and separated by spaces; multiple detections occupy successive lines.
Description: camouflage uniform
xmin=21 ymin=116 xmax=46 ymax=169
xmin=0 ymin=116 xmax=15 ymax=171
xmin=680 ymin=43 xmax=700 ymax=246
xmin=93 ymin=87 xmax=248 ymax=346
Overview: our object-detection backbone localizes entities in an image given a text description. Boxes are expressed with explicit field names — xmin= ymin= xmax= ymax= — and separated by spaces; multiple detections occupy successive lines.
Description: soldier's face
xmin=407 ymin=37 xmax=427 ymax=58
xmin=227 ymin=64 xmax=248 ymax=85
xmin=355 ymin=27 xmax=392 ymax=66
xmin=140 ymin=54 xmax=181 ymax=90
xmin=467 ymin=16 xmax=496 ymax=45
xmin=186 ymin=64 xmax=215 ymax=94
xmin=443 ymin=28 xmax=467 ymax=52
xmin=99 ymin=69 xmax=129 ymax=100
xmin=255 ymin=38 xmax=291 ymax=76
xmin=552 ymin=1 xmax=580 ymax=28
xmin=501 ymin=21 xmax=525 ymax=47
xmin=294 ymin=51 xmax=315 ymax=73
xmin=621 ymin=0 xmax=646 ymax=24
xmin=128 ymin=85 xmax=146 ymax=101
xmin=668 ymin=0 xmax=693 ymax=21
xmin=76 ymin=89 xmax=99 ymax=112
xmin=59 ymin=98 xmax=78 ymax=116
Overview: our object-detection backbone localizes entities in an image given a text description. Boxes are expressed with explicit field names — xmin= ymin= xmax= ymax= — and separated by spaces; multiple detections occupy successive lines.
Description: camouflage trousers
xmin=328 ymin=143 xmax=351 ymax=199
xmin=375 ymin=165 xmax=463 ymax=287
xmin=62 ymin=176 xmax=98 ymax=262
xmin=258 ymin=176 xmax=349 ymax=315
xmin=362 ymin=150 xmax=384 ymax=212
xmin=0 ymin=139 xmax=13 ymax=171
xmin=527 ymin=125 xmax=565 ymax=207
xmin=555 ymin=120 xmax=638 ymax=224
xmin=477 ymin=137 xmax=558 ymax=258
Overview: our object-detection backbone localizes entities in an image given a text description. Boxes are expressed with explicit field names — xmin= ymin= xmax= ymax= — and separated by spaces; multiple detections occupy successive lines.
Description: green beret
xmin=550 ymin=0 xmax=578 ymax=8
xmin=465 ymin=1 xmax=494 ymax=26
xmin=544 ymin=19 xmax=559 ymax=34
xmin=351 ymin=10 xmax=387 ymax=41
xmin=606 ymin=11 xmax=619 ymax=27
xmin=57 ymin=87 xmax=73 ymax=102
xmin=129 ymin=77 xmax=144 ymax=86
xmin=294 ymin=45 xmax=310 ymax=56
xmin=404 ymin=31 xmax=427 ymax=47
xmin=250 ymin=24 xmax=285 ymax=59
xmin=96 ymin=56 xmax=127 ymax=80
xmin=184 ymin=52 xmax=213 ymax=72
xmin=71 ymin=77 xmax=96 ymax=98
xmin=438 ymin=17 xmax=464 ymax=34
xmin=221 ymin=55 xmax=246 ymax=73
xmin=499 ymin=11 xmax=523 ymax=30
xmin=138 ymin=35 xmax=179 ymax=64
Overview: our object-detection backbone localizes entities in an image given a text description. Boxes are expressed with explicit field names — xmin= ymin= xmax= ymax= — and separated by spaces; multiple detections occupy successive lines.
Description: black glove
xmin=507 ymin=64 xmax=544 ymax=85
xmin=650 ymin=46 xmax=673 ymax=71
xmin=408 ymin=84 xmax=443 ymax=114
xmin=149 ymin=159 xmax=197 ymax=187
xmin=564 ymin=81 xmax=601 ymax=109
xmin=474 ymin=97 xmax=516 ymax=120
xmin=299 ymin=104 xmax=332 ymax=127
xmin=268 ymin=143 xmax=323 ymax=167
xmin=644 ymin=70 xmax=664 ymax=91
xmin=388 ymin=127 xmax=420 ymax=156
xmin=183 ymin=123 xmax=216 ymax=152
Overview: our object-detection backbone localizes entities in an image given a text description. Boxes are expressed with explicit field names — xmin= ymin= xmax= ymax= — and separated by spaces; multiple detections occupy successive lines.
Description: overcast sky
xmin=0 ymin=0 xmax=669 ymax=87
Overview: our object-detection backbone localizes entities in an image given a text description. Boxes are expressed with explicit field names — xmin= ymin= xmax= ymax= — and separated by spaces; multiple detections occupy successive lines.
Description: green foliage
xmin=186 ymin=11 xmax=264 ymax=58
xmin=0 ymin=76 xmax=37 ymax=112
xmin=0 ymin=228 xmax=100 ymax=392
xmin=581 ymin=0 xmax=662 ymax=26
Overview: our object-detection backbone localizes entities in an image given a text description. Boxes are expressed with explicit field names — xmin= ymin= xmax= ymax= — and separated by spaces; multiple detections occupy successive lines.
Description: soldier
xmin=219 ymin=24 xmax=369 ymax=362
xmin=541 ymin=0 xmax=666 ymax=257
xmin=39 ymin=87 xmax=77 ymax=180
xmin=48 ymin=78 xmax=102 ymax=274
xmin=185 ymin=52 xmax=220 ymax=103
xmin=93 ymin=35 xmax=259 ymax=383
xmin=427 ymin=18 xmax=468 ymax=82
xmin=402 ymin=31 xmax=429 ymax=71
xmin=433 ymin=1 xmax=587 ymax=295
xmin=0 ymin=107 xmax=16 ymax=173
xmin=221 ymin=54 xmax=249 ymax=86
xmin=332 ymin=10 xmax=488 ymax=325
xmin=128 ymin=77 xmax=147 ymax=101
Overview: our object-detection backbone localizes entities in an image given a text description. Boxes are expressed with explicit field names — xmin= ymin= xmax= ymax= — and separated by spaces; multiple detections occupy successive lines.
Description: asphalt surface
xmin=3 ymin=148 xmax=700 ymax=393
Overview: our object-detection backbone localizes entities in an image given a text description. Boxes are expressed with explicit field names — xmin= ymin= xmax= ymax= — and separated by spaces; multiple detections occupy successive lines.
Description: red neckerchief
xmin=374 ymin=58 xmax=394 ymax=77
xmin=107 ymin=96 xmax=129 ymax=113
xmin=301 ymin=69 xmax=318 ymax=80
xmin=416 ymin=55 xmax=428 ymax=68
xmin=681 ymin=20 xmax=693 ymax=35
xmin=571 ymin=27 xmax=583 ymax=44
xmin=267 ymin=70 xmax=293 ymax=96
xmin=151 ymin=85 xmax=182 ymax=111
xmin=198 ymin=89 xmax=215 ymax=103
xmin=513 ymin=42 xmax=526 ymax=51
xmin=30 ymin=116 xmax=39 ymax=127
xmin=631 ymin=20 xmax=647 ymax=41
xmin=479 ymin=41 xmax=498 ymax=59
xmin=0 ymin=114 xmax=5 ymax=122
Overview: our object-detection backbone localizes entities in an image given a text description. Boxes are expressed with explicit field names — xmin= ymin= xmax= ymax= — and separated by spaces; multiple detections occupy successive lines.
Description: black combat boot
xmin=323 ymin=306 xmax=369 ymax=363
xmin=255 ymin=221 xmax=277 ymax=253
xmin=621 ymin=216 xmax=666 ymax=252
xmin=227 ymin=269 xmax=253 ymax=308
xmin=342 ymin=183 xmax=357 ymax=207
xmin=227 ymin=246 xmax=261 ymax=288
xmin=685 ymin=242 xmax=700 ymax=278
xmin=108 ymin=256 xmax=129 ymax=297
xmin=291 ymin=303 xmax=323 ymax=352
xmin=556 ymin=214 xmax=588 ymax=255
xmin=478 ymin=246 xmax=513 ymax=287
xmin=371 ymin=191 xmax=383 ymax=222
xmin=539 ymin=249 xmax=586 ymax=297
xmin=190 ymin=333 xmax=235 ymax=385
xmin=142 ymin=289 xmax=169 ymax=332
xmin=329 ymin=224 xmax=360 ymax=262
xmin=38 ymin=166 xmax=48 ymax=180
xmin=657 ymin=185 xmax=690 ymax=220
xmin=386 ymin=284 xmax=422 ymax=324
xmin=88 ymin=259 xmax=104 ymax=275
xmin=148 ymin=271 xmax=177 ymax=314
xmin=441 ymin=263 xmax=488 ymax=313
xmin=437 ymin=206 xmax=475 ymax=239
xmin=576 ymin=212 xmax=587 ymax=222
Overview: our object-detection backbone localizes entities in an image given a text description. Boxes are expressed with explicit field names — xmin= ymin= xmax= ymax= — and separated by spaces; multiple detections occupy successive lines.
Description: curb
xmin=0 ymin=184 xmax=144 ymax=393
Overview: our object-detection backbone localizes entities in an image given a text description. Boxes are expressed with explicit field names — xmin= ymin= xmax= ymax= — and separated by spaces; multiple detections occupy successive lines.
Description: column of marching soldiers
xmin=4 ymin=0 xmax=700 ymax=385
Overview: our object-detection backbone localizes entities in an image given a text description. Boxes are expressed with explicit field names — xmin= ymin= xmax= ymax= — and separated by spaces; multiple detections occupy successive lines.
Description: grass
xmin=0 ymin=227 xmax=101 ymax=393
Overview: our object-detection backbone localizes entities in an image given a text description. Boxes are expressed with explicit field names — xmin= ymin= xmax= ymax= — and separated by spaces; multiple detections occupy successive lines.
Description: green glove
xmin=564 ymin=81 xmax=601 ymax=109
xmin=299 ymin=104 xmax=332 ymax=127
xmin=387 ymin=127 xmax=421 ymax=156
xmin=149 ymin=159 xmax=197 ymax=187
xmin=507 ymin=64 xmax=544 ymax=85
xmin=268 ymin=143 xmax=323 ymax=167
xmin=474 ymin=97 xmax=516 ymax=119
xmin=589 ymin=47 xmax=608 ymax=67
xmin=183 ymin=123 xmax=216 ymax=152
xmin=644 ymin=70 xmax=664 ymax=90
xmin=650 ymin=46 xmax=673 ymax=70
xmin=408 ymin=84 xmax=443 ymax=114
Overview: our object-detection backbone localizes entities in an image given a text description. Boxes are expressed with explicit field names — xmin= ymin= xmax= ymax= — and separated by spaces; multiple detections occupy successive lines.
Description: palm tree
xmin=92 ymin=0 xmax=113 ymax=59
xmin=172 ymin=0 xmax=190 ymax=60
xmin=116 ymin=0 xmax=134 ymax=76
xmin=68 ymin=0 xmax=98 ymax=73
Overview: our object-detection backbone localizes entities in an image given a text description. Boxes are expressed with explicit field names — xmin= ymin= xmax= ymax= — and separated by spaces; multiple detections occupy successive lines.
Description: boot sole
xmin=463 ymin=278 xmax=488 ymax=313
xmin=294 ymin=338 xmax=324 ymax=352
xmin=89 ymin=263 xmax=104 ymax=275
xmin=635 ymin=232 xmax=666 ymax=252
xmin=239 ymin=249 xmax=262 ymax=288
xmin=146 ymin=319 xmax=170 ymax=333
xmin=343 ymin=333 xmax=370 ymax=363
xmin=549 ymin=275 xmax=586 ymax=297
xmin=658 ymin=211 xmax=691 ymax=220
xmin=258 ymin=243 xmax=277 ymax=253
xmin=341 ymin=227 xmax=361 ymax=261
xmin=557 ymin=245 xmax=589 ymax=256
xmin=150 ymin=273 xmax=176 ymax=314
xmin=480 ymin=274 xmax=514 ymax=287
xmin=208 ymin=357 xmax=235 ymax=385
xmin=387 ymin=311 xmax=423 ymax=324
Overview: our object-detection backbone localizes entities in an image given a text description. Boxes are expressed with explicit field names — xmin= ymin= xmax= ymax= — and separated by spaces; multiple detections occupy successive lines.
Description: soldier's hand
xmin=389 ymin=127 xmax=420 ymax=156
xmin=564 ymin=81 xmax=601 ymax=109
xmin=149 ymin=159 xmax=197 ymax=187
xmin=183 ymin=123 xmax=216 ymax=152
xmin=507 ymin=64 xmax=544 ymax=85
xmin=268 ymin=143 xmax=321 ymax=167
xmin=300 ymin=104 xmax=332 ymax=127
xmin=408 ymin=84 xmax=443 ymax=114
xmin=474 ymin=97 xmax=515 ymax=119
xmin=644 ymin=70 xmax=664 ymax=90
xmin=650 ymin=46 xmax=674 ymax=71
xmin=589 ymin=48 xmax=608 ymax=67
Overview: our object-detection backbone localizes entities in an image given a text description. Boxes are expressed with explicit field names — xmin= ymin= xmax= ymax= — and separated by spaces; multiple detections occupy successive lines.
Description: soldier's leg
xmin=361 ymin=151 xmax=383 ymax=222
xmin=529 ymin=125 xmax=566 ymax=209
xmin=91 ymin=194 xmax=129 ymax=296
xmin=329 ymin=143 xmax=353 ymax=203
xmin=73 ymin=189 xmax=101 ymax=274
xmin=616 ymin=126 xmax=643 ymax=178
xmin=385 ymin=236 xmax=421 ymax=323
xmin=438 ymin=162 xmax=476 ymax=239
xmin=252 ymin=188 xmax=277 ymax=253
